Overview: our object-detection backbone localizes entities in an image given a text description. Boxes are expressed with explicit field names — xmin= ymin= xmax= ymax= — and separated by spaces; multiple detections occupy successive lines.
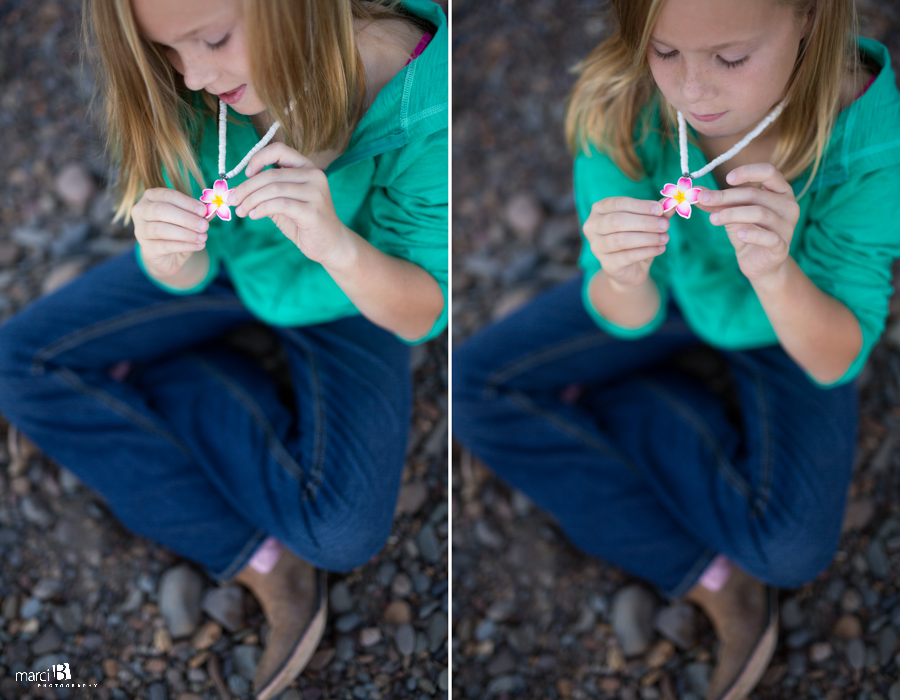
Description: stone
xmin=889 ymin=682 xmax=900 ymax=700
xmin=20 ymin=496 xmax=53 ymax=527
xmin=846 ymin=638 xmax=866 ymax=670
xmin=834 ymin=615 xmax=862 ymax=639
xmin=878 ymin=626 xmax=899 ymax=666
xmin=842 ymin=588 xmax=863 ymax=613
xmin=504 ymin=192 xmax=544 ymax=239
xmin=395 ymin=624 xmax=415 ymax=655
xmin=148 ymin=683 xmax=167 ymax=700
xmin=653 ymin=603 xmax=698 ymax=650
xmin=843 ymin=497 xmax=876 ymax=532
xmin=395 ymin=481 xmax=428 ymax=516
xmin=809 ymin=642 xmax=832 ymax=663
xmin=417 ymin=523 xmax=440 ymax=563
xmin=645 ymin=640 xmax=675 ymax=668
xmin=335 ymin=635 xmax=355 ymax=662
xmin=307 ymin=648 xmax=335 ymax=672
xmin=158 ymin=565 xmax=204 ymax=638
xmin=780 ymin=598 xmax=805 ymax=630
xmin=51 ymin=222 xmax=91 ymax=257
xmin=474 ymin=520 xmax=504 ymax=550
xmin=32 ymin=578 xmax=63 ymax=601
xmin=42 ymin=260 xmax=87 ymax=296
xmin=487 ymin=649 xmax=516 ymax=676
xmin=200 ymin=586 xmax=244 ymax=632
xmin=867 ymin=539 xmax=891 ymax=579
xmin=190 ymin=621 xmax=222 ymax=650
xmin=53 ymin=603 xmax=83 ymax=634
xmin=359 ymin=627 xmax=381 ymax=647
xmin=227 ymin=676 xmax=250 ymax=696
xmin=335 ymin=613 xmax=361 ymax=633
xmin=329 ymin=581 xmax=354 ymax=614
xmin=684 ymin=663 xmax=711 ymax=697
xmin=31 ymin=627 xmax=63 ymax=655
xmin=383 ymin=600 xmax=412 ymax=625
xmin=20 ymin=597 xmax=42 ymax=619
xmin=427 ymin=612 xmax=448 ymax=652
xmin=391 ymin=573 xmax=413 ymax=598
xmin=485 ymin=600 xmax=516 ymax=623
xmin=54 ymin=162 xmax=96 ymax=212
xmin=232 ymin=645 xmax=262 ymax=681
xmin=611 ymin=584 xmax=656 ymax=657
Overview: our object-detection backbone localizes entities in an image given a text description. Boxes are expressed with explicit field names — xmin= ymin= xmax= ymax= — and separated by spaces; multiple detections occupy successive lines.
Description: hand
xmin=131 ymin=188 xmax=209 ymax=279
xmin=583 ymin=196 xmax=672 ymax=290
xmin=228 ymin=143 xmax=352 ymax=268
xmin=695 ymin=163 xmax=800 ymax=284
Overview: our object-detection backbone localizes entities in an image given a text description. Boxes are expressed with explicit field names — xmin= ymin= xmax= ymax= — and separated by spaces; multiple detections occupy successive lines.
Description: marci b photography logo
xmin=16 ymin=661 xmax=98 ymax=689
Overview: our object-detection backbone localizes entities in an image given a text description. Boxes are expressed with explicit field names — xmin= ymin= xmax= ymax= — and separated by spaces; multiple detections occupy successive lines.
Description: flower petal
xmin=661 ymin=183 xmax=679 ymax=197
xmin=213 ymin=179 xmax=229 ymax=195
xmin=684 ymin=188 xmax=701 ymax=204
xmin=205 ymin=202 xmax=218 ymax=218
xmin=662 ymin=197 xmax=678 ymax=212
xmin=677 ymin=176 xmax=693 ymax=190
xmin=216 ymin=205 xmax=232 ymax=222
xmin=200 ymin=190 xmax=215 ymax=203
xmin=676 ymin=201 xmax=693 ymax=218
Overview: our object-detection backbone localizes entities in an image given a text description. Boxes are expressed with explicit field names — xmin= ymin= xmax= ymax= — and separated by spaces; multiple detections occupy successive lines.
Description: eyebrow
xmin=650 ymin=36 xmax=753 ymax=51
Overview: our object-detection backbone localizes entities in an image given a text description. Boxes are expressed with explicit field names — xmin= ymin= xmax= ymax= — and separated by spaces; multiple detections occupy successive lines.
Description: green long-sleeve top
xmin=137 ymin=0 xmax=448 ymax=344
xmin=575 ymin=37 xmax=900 ymax=387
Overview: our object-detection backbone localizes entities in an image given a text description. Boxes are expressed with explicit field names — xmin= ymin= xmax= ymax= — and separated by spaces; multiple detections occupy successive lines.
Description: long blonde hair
xmin=82 ymin=0 xmax=411 ymax=223
xmin=565 ymin=0 xmax=860 ymax=196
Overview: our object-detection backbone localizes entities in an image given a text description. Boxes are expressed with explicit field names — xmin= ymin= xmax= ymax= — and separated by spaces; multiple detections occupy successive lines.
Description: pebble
xmin=336 ymin=613 xmax=362 ymax=633
xmin=503 ymin=192 xmax=544 ymax=239
xmin=190 ymin=621 xmax=222 ymax=651
xmin=507 ymin=624 xmax=536 ymax=654
xmin=396 ymin=624 xmax=416 ymax=655
xmin=377 ymin=561 xmax=398 ymax=587
xmin=867 ymin=539 xmax=891 ymax=579
xmin=360 ymin=627 xmax=382 ymax=647
xmin=49 ymin=224 xmax=90 ymax=258
xmin=846 ymin=637 xmax=866 ymax=670
xmin=31 ymin=627 xmax=62 ymax=655
xmin=889 ymin=682 xmax=900 ymax=700
xmin=475 ymin=618 xmax=496 ymax=641
xmin=417 ymin=523 xmax=440 ymax=563
xmin=474 ymin=520 xmax=504 ymax=549
xmin=786 ymin=628 xmax=812 ymax=649
xmin=391 ymin=573 xmax=413 ymax=598
xmin=653 ymin=603 xmax=698 ymax=649
xmin=787 ymin=651 xmax=807 ymax=678
xmin=383 ymin=600 xmax=412 ymax=625
xmin=878 ymin=626 xmax=899 ymax=665
xmin=611 ymin=584 xmax=656 ymax=657
xmin=810 ymin=642 xmax=833 ymax=663
xmin=395 ymin=481 xmax=429 ymax=516
xmin=780 ymin=597 xmax=805 ymax=630
xmin=843 ymin=497 xmax=877 ymax=532
xmin=232 ymin=645 xmax=262 ymax=680
xmin=645 ymin=639 xmax=675 ymax=668
xmin=148 ymin=682 xmax=167 ymax=700
xmin=834 ymin=614 xmax=863 ymax=639
xmin=200 ymin=585 xmax=244 ymax=633
xmin=842 ymin=588 xmax=864 ymax=613
xmin=427 ymin=612 xmax=448 ymax=652
xmin=486 ymin=600 xmax=516 ymax=623
xmin=158 ymin=565 xmax=204 ymax=638
xmin=227 ymin=675 xmax=250 ymax=696
xmin=335 ymin=635 xmax=356 ymax=662
xmin=330 ymin=581 xmax=354 ymax=614
xmin=486 ymin=674 xmax=525 ymax=697
xmin=487 ymin=649 xmax=516 ymax=676
xmin=684 ymin=663 xmax=711 ymax=697
xmin=20 ymin=597 xmax=42 ymax=619
xmin=20 ymin=496 xmax=53 ymax=527
xmin=32 ymin=578 xmax=63 ymax=601
xmin=54 ymin=162 xmax=96 ymax=211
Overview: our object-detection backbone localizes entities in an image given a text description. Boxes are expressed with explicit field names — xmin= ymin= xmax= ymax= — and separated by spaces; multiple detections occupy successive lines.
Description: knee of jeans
xmin=0 ymin=316 xmax=41 ymax=407
xmin=749 ymin=514 xmax=840 ymax=588
xmin=303 ymin=499 xmax=395 ymax=572
xmin=452 ymin=337 xmax=504 ymax=439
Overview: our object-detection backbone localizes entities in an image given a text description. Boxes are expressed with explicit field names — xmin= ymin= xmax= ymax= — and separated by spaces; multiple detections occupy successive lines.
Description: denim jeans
xmin=0 ymin=250 xmax=411 ymax=580
xmin=453 ymin=276 xmax=858 ymax=598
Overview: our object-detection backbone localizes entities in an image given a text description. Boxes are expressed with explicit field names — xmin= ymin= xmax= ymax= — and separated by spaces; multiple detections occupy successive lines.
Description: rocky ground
xmin=0 ymin=2 xmax=448 ymax=699
xmin=452 ymin=1 xmax=900 ymax=699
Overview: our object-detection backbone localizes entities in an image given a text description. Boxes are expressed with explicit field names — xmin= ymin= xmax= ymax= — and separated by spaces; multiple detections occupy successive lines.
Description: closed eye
xmin=206 ymin=33 xmax=230 ymax=51
xmin=651 ymin=47 xmax=748 ymax=69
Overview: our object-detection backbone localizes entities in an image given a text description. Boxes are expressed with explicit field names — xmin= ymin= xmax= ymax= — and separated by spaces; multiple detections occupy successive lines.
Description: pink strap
xmin=698 ymin=554 xmax=733 ymax=592
xmin=405 ymin=32 xmax=433 ymax=66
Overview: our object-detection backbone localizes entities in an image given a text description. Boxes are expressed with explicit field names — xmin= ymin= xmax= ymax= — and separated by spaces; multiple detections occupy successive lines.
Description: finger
xmin=243 ymin=142 xmax=314 ymax=178
xmin=732 ymin=226 xmax=788 ymax=253
xmin=725 ymin=163 xmax=791 ymax=195
xmin=603 ymin=245 xmax=666 ymax=272
xmin=142 ymin=200 xmax=210 ymax=233
xmin=141 ymin=221 xmax=209 ymax=245
xmin=234 ymin=181 xmax=314 ymax=218
xmin=658 ymin=197 xmax=678 ymax=221
xmin=142 ymin=237 xmax=207 ymax=255
xmin=591 ymin=231 xmax=669 ymax=255
xmin=712 ymin=204 xmax=781 ymax=229
xmin=144 ymin=187 xmax=209 ymax=216
xmin=695 ymin=185 xmax=792 ymax=218
xmin=228 ymin=166 xmax=318 ymax=207
xmin=594 ymin=197 xmax=664 ymax=217
xmin=244 ymin=197 xmax=309 ymax=222
xmin=594 ymin=210 xmax=670 ymax=236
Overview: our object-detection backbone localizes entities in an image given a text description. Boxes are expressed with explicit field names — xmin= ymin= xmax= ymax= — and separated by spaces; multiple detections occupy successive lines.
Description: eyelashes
xmin=206 ymin=33 xmax=231 ymax=51
xmin=651 ymin=46 xmax=749 ymax=70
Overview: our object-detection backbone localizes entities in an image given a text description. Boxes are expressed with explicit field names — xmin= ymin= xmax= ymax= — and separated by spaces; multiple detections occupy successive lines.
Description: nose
xmin=170 ymin=50 xmax=217 ymax=93
xmin=679 ymin=60 xmax=715 ymax=105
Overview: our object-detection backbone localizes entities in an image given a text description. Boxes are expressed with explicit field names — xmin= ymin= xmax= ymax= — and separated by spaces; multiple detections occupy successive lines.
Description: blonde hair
xmin=82 ymin=0 xmax=412 ymax=223
xmin=565 ymin=0 xmax=860 ymax=196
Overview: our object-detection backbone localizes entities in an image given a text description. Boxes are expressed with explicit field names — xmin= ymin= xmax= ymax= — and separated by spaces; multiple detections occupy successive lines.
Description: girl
xmin=454 ymin=0 xmax=899 ymax=698
xmin=0 ymin=0 xmax=447 ymax=698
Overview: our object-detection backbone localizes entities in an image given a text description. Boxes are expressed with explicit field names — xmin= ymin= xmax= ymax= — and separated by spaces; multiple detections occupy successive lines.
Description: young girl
xmin=0 ymin=0 xmax=446 ymax=698
xmin=454 ymin=0 xmax=899 ymax=698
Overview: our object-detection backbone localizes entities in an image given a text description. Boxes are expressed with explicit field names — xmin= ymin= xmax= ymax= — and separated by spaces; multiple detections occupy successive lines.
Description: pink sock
xmin=699 ymin=554 xmax=733 ymax=592
xmin=248 ymin=536 xmax=283 ymax=574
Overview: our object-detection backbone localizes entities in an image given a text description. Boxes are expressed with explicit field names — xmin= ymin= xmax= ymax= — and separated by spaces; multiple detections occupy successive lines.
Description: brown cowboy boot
xmin=685 ymin=564 xmax=778 ymax=700
xmin=232 ymin=547 xmax=327 ymax=700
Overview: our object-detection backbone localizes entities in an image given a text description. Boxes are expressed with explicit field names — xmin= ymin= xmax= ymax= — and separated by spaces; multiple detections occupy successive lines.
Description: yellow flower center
xmin=213 ymin=194 xmax=224 ymax=207
xmin=674 ymin=190 xmax=685 ymax=204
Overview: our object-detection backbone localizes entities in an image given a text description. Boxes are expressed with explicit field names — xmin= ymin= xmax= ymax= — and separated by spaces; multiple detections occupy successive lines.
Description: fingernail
xmin=236 ymin=206 xmax=244 ymax=217
xmin=701 ymin=191 xmax=711 ymax=203
xmin=197 ymin=220 xmax=208 ymax=232
xmin=197 ymin=233 xmax=207 ymax=243
xmin=227 ymin=193 xmax=236 ymax=205
xmin=711 ymin=212 xmax=720 ymax=224
xmin=653 ymin=204 xmax=663 ymax=216
xmin=658 ymin=218 xmax=668 ymax=231
xmin=727 ymin=172 xmax=736 ymax=184
xmin=197 ymin=206 xmax=206 ymax=216
xmin=660 ymin=234 xmax=669 ymax=244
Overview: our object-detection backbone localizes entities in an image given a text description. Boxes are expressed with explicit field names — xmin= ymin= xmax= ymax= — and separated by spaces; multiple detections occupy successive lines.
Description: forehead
xmin=652 ymin=0 xmax=797 ymax=49
xmin=131 ymin=0 xmax=240 ymax=42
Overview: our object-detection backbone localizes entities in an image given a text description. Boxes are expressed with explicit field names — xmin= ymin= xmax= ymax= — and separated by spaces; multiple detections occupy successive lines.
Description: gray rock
xmin=158 ymin=564 xmax=204 ymax=638
xmin=32 ymin=653 xmax=68 ymax=673
xmin=396 ymin=624 xmax=416 ymax=655
xmin=232 ymin=645 xmax=262 ymax=681
xmin=474 ymin=521 xmax=504 ymax=549
xmin=487 ymin=649 xmax=517 ymax=676
xmin=485 ymin=600 xmax=516 ymax=623
xmin=780 ymin=598 xmax=805 ymax=630
xmin=786 ymin=628 xmax=812 ymax=649
xmin=227 ymin=675 xmax=250 ymax=696
xmin=417 ymin=523 xmax=440 ymax=563
xmin=31 ymin=627 xmax=63 ymax=655
xmin=846 ymin=638 xmax=866 ymax=670
xmin=787 ymin=651 xmax=807 ymax=678
xmin=329 ymin=581 xmax=354 ymax=614
xmin=438 ymin=668 xmax=448 ymax=692
xmin=148 ymin=682 xmax=167 ymax=700
xmin=414 ymin=630 xmax=430 ymax=654
xmin=684 ymin=663 xmax=711 ymax=696
xmin=20 ymin=496 xmax=53 ymax=527
xmin=119 ymin=587 xmax=143 ymax=613
xmin=395 ymin=481 xmax=429 ymax=517
xmin=868 ymin=539 xmax=891 ymax=580
xmin=842 ymin=588 xmax=864 ymax=613
xmin=336 ymin=635 xmax=356 ymax=661
xmin=2 ymin=594 xmax=18 ymax=619
xmin=507 ymin=624 xmax=536 ymax=654
xmin=879 ymin=626 xmax=899 ymax=666
xmin=377 ymin=562 xmax=397 ymax=588
xmin=201 ymin=585 xmax=244 ymax=632
xmin=653 ymin=603 xmax=698 ymax=649
xmin=57 ymin=468 xmax=81 ymax=494
xmin=55 ymin=163 xmax=97 ymax=212
xmin=52 ymin=603 xmax=83 ymax=634
xmin=32 ymin=578 xmax=63 ymax=602
xmin=335 ymin=613 xmax=361 ymax=633
xmin=611 ymin=584 xmax=656 ymax=657
xmin=279 ymin=691 xmax=302 ymax=700
xmin=50 ymin=223 xmax=91 ymax=258
xmin=510 ymin=490 xmax=533 ymax=517
xmin=504 ymin=192 xmax=544 ymax=239
xmin=20 ymin=597 xmax=42 ymax=619
xmin=475 ymin=619 xmax=496 ymax=641
xmin=427 ymin=612 xmax=447 ymax=652
xmin=889 ymin=682 xmax=900 ymax=700
xmin=391 ymin=573 xmax=413 ymax=598
xmin=12 ymin=226 xmax=52 ymax=250
xmin=485 ymin=674 xmax=525 ymax=697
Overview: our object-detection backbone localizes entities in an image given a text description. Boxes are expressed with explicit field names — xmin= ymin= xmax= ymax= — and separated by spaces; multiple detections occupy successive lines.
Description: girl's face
xmin=132 ymin=0 xmax=265 ymax=115
xmin=647 ymin=0 xmax=809 ymax=139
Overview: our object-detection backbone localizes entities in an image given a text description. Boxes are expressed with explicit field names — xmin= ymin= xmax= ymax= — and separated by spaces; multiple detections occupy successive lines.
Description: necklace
xmin=660 ymin=100 xmax=786 ymax=219
xmin=200 ymin=99 xmax=283 ymax=221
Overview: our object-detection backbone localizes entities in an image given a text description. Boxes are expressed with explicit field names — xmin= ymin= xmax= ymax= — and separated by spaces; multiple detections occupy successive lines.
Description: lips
xmin=690 ymin=111 xmax=727 ymax=123
xmin=217 ymin=84 xmax=246 ymax=105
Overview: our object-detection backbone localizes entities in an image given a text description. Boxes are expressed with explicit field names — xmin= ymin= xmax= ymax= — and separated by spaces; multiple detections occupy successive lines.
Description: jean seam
xmin=483 ymin=320 xmax=693 ymax=398
xmin=213 ymin=528 xmax=268 ymax=581
xmin=50 ymin=366 xmax=193 ymax=455
xmin=667 ymin=547 xmax=719 ymax=599
xmin=728 ymin=353 xmax=773 ymax=516
xmin=31 ymin=297 xmax=248 ymax=375
xmin=639 ymin=377 xmax=755 ymax=504
xmin=184 ymin=353 xmax=318 ymax=499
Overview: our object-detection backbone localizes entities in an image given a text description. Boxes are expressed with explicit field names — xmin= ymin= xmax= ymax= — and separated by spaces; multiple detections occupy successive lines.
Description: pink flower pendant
xmin=199 ymin=179 xmax=232 ymax=221
xmin=660 ymin=176 xmax=702 ymax=219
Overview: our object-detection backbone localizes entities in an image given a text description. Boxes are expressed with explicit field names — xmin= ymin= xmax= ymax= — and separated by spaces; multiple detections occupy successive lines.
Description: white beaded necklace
xmin=660 ymin=99 xmax=786 ymax=219
xmin=200 ymin=99 xmax=283 ymax=221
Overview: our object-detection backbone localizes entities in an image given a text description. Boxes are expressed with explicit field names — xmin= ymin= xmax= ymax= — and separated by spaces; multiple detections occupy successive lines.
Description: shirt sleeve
xmin=574 ymin=143 xmax=671 ymax=338
xmin=366 ymin=128 xmax=448 ymax=345
xmin=794 ymin=163 xmax=900 ymax=387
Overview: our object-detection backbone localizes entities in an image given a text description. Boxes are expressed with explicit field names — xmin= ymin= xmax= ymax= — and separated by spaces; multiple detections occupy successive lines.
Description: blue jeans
xmin=453 ymin=277 xmax=857 ymax=598
xmin=0 ymin=250 xmax=411 ymax=580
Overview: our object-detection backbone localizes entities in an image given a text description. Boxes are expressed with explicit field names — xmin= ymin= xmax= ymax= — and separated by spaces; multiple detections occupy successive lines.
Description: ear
xmin=800 ymin=3 xmax=815 ymax=39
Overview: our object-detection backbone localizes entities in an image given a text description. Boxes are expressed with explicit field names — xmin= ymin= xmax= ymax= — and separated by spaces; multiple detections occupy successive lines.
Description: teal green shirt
xmin=576 ymin=37 xmax=900 ymax=386
xmin=138 ymin=0 xmax=448 ymax=344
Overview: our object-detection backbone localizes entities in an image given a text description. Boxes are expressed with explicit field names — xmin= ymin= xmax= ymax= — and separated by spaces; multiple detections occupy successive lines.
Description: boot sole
xmin=256 ymin=569 xmax=328 ymax=700
xmin=714 ymin=586 xmax=779 ymax=700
